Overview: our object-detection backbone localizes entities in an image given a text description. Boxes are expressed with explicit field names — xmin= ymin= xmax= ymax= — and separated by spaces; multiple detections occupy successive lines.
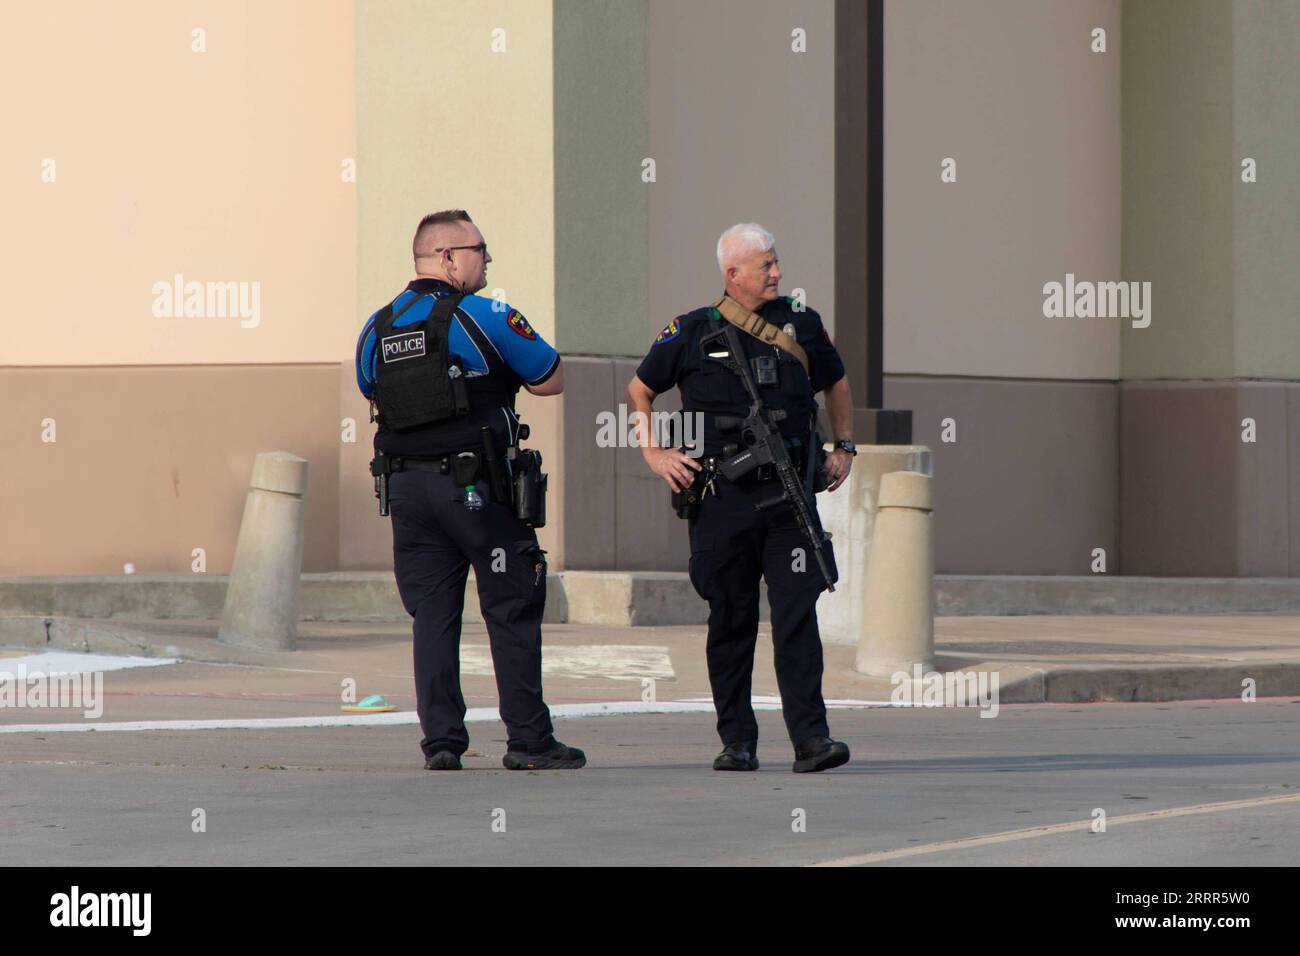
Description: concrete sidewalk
xmin=3 ymin=612 xmax=1300 ymax=725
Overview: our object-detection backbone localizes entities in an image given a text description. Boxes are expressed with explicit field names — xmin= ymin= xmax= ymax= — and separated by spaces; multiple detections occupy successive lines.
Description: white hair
xmin=716 ymin=222 xmax=775 ymax=274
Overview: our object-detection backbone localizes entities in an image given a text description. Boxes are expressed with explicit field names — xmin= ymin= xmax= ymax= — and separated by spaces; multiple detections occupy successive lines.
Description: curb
xmin=3 ymin=616 xmax=1299 ymax=706
xmin=4 ymin=573 xmax=1300 ymax=629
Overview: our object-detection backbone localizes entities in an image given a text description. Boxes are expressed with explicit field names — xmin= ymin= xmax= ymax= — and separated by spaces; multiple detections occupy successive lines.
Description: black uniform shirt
xmin=635 ymin=296 xmax=845 ymax=457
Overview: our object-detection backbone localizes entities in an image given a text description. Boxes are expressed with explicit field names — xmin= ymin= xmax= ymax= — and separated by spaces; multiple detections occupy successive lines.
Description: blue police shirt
xmin=356 ymin=278 xmax=559 ymax=456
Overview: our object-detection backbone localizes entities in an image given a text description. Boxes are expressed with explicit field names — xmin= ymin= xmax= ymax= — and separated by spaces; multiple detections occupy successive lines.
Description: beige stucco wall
xmin=9 ymin=0 xmax=1292 ymax=581
xmin=884 ymin=0 xmax=1122 ymax=380
xmin=646 ymin=0 xmax=836 ymax=338
xmin=553 ymin=0 xmax=649 ymax=357
xmin=1121 ymin=0 xmax=1233 ymax=380
xmin=0 ymin=367 xmax=341 ymax=576
xmin=1122 ymin=0 xmax=1300 ymax=382
xmin=355 ymin=0 xmax=555 ymax=343
xmin=876 ymin=0 xmax=1125 ymax=573
xmin=0 ymin=0 xmax=356 ymax=366
xmin=1 ymin=0 xmax=355 ymax=576
xmin=347 ymin=0 xmax=559 ymax=569
xmin=1118 ymin=0 xmax=1300 ymax=576
xmin=1232 ymin=0 xmax=1300 ymax=379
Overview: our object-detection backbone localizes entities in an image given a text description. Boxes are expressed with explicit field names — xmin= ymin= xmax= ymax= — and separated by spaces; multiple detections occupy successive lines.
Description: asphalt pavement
xmin=4 ymin=696 xmax=1297 ymax=866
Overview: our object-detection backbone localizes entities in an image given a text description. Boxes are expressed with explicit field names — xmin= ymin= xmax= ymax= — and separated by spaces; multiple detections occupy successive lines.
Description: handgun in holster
xmin=671 ymin=456 xmax=711 ymax=520
xmin=499 ymin=423 xmax=547 ymax=528
xmin=370 ymin=450 xmax=392 ymax=516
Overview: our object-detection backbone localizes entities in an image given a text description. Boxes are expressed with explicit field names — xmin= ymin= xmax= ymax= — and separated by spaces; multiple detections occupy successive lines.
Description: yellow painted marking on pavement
xmin=810 ymin=792 xmax=1300 ymax=867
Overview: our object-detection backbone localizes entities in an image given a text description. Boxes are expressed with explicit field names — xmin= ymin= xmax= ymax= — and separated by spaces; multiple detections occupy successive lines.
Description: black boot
xmin=713 ymin=741 xmax=759 ymax=771
xmin=792 ymin=736 xmax=850 ymax=773
xmin=424 ymin=751 xmax=462 ymax=771
xmin=502 ymin=740 xmax=587 ymax=770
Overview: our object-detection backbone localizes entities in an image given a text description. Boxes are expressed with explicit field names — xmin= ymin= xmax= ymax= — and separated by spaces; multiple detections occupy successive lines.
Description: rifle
xmin=703 ymin=321 xmax=837 ymax=592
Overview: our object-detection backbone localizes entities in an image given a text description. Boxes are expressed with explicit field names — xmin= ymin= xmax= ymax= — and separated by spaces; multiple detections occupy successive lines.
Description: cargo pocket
xmin=687 ymin=537 xmax=716 ymax=601
xmin=512 ymin=539 xmax=548 ymax=601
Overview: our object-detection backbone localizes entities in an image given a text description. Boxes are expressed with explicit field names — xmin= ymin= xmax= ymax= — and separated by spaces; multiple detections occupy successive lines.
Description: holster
xmin=369 ymin=451 xmax=392 ymax=516
xmin=671 ymin=461 xmax=710 ymax=519
xmin=451 ymin=450 xmax=481 ymax=486
xmin=512 ymin=449 xmax=548 ymax=528
xmin=812 ymin=443 xmax=830 ymax=493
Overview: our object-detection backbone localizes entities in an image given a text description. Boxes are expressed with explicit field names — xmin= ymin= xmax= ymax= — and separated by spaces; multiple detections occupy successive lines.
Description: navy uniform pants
xmin=387 ymin=468 xmax=555 ymax=758
xmin=687 ymin=474 xmax=837 ymax=748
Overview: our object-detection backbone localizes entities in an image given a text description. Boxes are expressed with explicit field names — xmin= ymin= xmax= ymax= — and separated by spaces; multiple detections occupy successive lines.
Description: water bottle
xmin=462 ymin=484 xmax=483 ymax=511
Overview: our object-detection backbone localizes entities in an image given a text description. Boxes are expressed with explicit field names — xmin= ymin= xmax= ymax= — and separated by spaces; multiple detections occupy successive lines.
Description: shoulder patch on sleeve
xmin=506 ymin=308 xmax=537 ymax=340
xmin=653 ymin=317 xmax=681 ymax=345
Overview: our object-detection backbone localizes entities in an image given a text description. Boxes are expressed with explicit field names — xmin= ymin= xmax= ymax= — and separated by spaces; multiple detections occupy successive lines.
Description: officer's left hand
xmin=824 ymin=448 xmax=854 ymax=492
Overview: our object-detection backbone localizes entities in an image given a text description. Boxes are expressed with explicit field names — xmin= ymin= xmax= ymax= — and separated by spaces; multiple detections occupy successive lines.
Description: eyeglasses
xmin=437 ymin=242 xmax=488 ymax=256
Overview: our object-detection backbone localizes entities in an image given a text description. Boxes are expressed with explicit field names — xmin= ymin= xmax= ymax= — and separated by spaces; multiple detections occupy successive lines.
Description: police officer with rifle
xmin=627 ymin=223 xmax=857 ymax=773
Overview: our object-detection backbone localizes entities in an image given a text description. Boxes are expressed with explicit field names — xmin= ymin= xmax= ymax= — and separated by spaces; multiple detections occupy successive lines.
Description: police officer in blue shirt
xmin=356 ymin=209 xmax=585 ymax=771
xmin=627 ymin=223 xmax=856 ymax=773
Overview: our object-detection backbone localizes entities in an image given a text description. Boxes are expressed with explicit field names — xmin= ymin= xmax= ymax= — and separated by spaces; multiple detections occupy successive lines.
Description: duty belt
xmin=384 ymin=455 xmax=452 ymax=474
xmin=371 ymin=425 xmax=531 ymax=520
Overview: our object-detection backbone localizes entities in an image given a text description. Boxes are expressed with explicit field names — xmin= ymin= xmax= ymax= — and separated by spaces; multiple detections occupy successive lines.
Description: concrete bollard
xmin=818 ymin=445 xmax=932 ymax=644
xmin=218 ymin=452 xmax=308 ymax=650
xmin=854 ymin=470 xmax=935 ymax=677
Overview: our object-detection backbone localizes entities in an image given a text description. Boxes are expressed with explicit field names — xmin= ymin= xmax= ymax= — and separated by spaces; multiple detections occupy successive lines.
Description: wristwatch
xmin=834 ymin=440 xmax=857 ymax=456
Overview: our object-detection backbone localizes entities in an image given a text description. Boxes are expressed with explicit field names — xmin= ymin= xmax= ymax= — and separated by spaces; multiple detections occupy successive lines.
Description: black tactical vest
xmin=372 ymin=290 xmax=519 ymax=434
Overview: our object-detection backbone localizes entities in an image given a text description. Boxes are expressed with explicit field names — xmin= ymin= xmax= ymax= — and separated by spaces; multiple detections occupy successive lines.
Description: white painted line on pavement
xmin=810 ymin=792 xmax=1300 ymax=867
xmin=0 ymin=652 xmax=179 ymax=674
xmin=0 ymin=697 xmax=888 ymax=734
xmin=686 ymin=695 xmax=895 ymax=707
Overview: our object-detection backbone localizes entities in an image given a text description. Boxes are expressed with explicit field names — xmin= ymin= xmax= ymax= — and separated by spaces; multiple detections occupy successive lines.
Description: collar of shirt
xmin=406 ymin=277 xmax=459 ymax=295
